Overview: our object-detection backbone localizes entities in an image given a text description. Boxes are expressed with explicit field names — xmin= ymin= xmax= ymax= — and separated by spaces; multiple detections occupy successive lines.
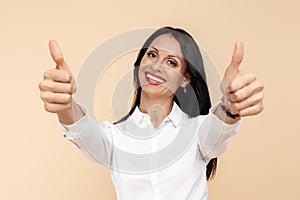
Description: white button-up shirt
xmin=61 ymin=102 xmax=240 ymax=200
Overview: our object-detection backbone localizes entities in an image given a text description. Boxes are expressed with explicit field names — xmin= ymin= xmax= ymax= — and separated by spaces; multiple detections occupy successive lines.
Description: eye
xmin=167 ymin=59 xmax=177 ymax=67
xmin=147 ymin=51 xmax=157 ymax=58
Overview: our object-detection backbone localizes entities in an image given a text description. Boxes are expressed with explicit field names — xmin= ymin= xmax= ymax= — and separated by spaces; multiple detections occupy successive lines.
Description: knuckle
xmin=45 ymin=82 xmax=53 ymax=91
xmin=253 ymin=93 xmax=263 ymax=104
xmin=39 ymin=80 xmax=54 ymax=92
xmin=240 ymin=110 xmax=246 ymax=117
xmin=259 ymin=102 xmax=264 ymax=112
xmin=255 ymin=91 xmax=264 ymax=103
xmin=68 ymin=94 xmax=72 ymax=102
xmin=67 ymin=84 xmax=73 ymax=93
xmin=40 ymin=92 xmax=46 ymax=101
xmin=232 ymin=92 xmax=241 ymax=102
xmin=43 ymin=72 xmax=48 ymax=80
xmin=253 ymin=104 xmax=264 ymax=115
xmin=261 ymin=91 xmax=264 ymax=100
xmin=66 ymin=73 xmax=72 ymax=82
xmin=44 ymin=103 xmax=53 ymax=113
xmin=231 ymin=103 xmax=240 ymax=111
xmin=66 ymin=103 xmax=72 ymax=109
xmin=257 ymin=82 xmax=264 ymax=91
xmin=65 ymin=94 xmax=72 ymax=103
xmin=228 ymin=95 xmax=234 ymax=102
xmin=228 ymin=83 xmax=234 ymax=92
xmin=258 ymin=91 xmax=264 ymax=100
xmin=38 ymin=81 xmax=45 ymax=91
xmin=43 ymin=69 xmax=53 ymax=79
xmin=248 ymin=73 xmax=256 ymax=81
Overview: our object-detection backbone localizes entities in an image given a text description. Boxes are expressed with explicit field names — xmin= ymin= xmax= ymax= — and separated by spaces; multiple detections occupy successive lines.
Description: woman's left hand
xmin=221 ymin=41 xmax=264 ymax=117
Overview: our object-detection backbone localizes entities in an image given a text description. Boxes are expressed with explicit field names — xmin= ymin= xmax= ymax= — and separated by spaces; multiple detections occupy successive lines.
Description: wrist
xmin=220 ymin=98 xmax=240 ymax=119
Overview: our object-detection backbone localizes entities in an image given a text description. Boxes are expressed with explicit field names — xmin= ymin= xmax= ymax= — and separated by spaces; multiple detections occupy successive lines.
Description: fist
xmin=222 ymin=41 xmax=264 ymax=117
xmin=39 ymin=40 xmax=76 ymax=113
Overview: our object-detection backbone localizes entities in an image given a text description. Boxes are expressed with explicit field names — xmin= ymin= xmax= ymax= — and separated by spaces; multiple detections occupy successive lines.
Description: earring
xmin=183 ymin=87 xmax=187 ymax=93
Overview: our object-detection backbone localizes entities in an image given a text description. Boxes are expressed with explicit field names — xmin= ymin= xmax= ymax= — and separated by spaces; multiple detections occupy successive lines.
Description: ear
xmin=180 ymin=73 xmax=191 ymax=87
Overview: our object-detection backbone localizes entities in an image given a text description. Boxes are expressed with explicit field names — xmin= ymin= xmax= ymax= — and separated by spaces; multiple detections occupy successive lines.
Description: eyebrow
xmin=149 ymin=46 xmax=184 ymax=63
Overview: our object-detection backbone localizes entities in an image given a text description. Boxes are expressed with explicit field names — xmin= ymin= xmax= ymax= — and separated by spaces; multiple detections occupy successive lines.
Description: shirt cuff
xmin=60 ymin=103 xmax=91 ymax=138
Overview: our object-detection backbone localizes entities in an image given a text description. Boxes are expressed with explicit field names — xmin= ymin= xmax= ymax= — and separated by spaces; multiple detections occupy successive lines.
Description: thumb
xmin=49 ymin=40 xmax=70 ymax=71
xmin=225 ymin=40 xmax=244 ymax=80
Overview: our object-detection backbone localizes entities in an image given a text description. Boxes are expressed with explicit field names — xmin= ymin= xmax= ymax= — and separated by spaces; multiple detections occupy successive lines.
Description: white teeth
xmin=146 ymin=73 xmax=165 ymax=83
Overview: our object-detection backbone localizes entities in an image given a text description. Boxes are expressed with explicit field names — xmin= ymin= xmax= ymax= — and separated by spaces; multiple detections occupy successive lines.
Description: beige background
xmin=1 ymin=0 xmax=299 ymax=199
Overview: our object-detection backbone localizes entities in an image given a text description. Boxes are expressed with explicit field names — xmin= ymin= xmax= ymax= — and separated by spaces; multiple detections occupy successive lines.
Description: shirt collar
xmin=130 ymin=101 xmax=182 ymax=128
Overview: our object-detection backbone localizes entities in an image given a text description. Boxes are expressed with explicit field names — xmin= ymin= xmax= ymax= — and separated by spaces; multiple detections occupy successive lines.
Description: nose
xmin=151 ymin=59 xmax=164 ymax=71
xmin=151 ymin=64 xmax=162 ymax=71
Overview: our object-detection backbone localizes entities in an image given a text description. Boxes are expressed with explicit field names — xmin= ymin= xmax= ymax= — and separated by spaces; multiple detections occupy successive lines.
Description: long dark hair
xmin=115 ymin=26 xmax=217 ymax=180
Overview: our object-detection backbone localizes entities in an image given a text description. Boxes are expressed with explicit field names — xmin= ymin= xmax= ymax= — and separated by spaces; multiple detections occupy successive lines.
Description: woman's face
xmin=139 ymin=33 xmax=190 ymax=98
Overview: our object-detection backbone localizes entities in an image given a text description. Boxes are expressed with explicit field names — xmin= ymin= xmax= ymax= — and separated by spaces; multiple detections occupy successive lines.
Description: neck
xmin=139 ymin=91 xmax=173 ymax=128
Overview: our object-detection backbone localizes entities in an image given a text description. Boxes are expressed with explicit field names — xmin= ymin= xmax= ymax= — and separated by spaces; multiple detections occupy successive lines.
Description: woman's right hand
xmin=39 ymin=40 xmax=83 ymax=124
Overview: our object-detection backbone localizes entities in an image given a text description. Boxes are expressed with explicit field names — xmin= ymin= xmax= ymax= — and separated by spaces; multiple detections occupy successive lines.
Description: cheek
xmin=138 ymin=63 xmax=146 ymax=75
xmin=167 ymin=69 xmax=185 ymax=83
xmin=138 ymin=65 xmax=147 ymax=84
xmin=140 ymin=55 xmax=150 ymax=66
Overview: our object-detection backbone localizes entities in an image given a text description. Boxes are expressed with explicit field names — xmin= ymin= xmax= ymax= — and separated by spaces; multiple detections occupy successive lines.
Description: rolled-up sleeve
xmin=60 ymin=104 xmax=114 ymax=166
xmin=197 ymin=102 xmax=241 ymax=163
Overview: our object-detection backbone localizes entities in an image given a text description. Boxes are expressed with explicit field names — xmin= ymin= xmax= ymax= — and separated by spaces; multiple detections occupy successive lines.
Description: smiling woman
xmin=138 ymin=34 xmax=191 ymax=113
xmin=38 ymin=26 xmax=264 ymax=200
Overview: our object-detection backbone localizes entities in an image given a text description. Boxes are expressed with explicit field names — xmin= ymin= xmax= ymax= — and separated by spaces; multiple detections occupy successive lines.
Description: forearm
xmin=60 ymin=104 xmax=114 ymax=164
xmin=197 ymin=103 xmax=241 ymax=161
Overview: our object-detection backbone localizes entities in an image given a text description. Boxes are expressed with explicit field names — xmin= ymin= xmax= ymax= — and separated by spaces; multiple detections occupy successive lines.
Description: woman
xmin=39 ymin=27 xmax=264 ymax=200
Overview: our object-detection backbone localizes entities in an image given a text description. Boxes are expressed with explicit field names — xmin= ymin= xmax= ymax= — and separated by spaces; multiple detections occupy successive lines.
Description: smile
xmin=145 ymin=72 xmax=166 ymax=85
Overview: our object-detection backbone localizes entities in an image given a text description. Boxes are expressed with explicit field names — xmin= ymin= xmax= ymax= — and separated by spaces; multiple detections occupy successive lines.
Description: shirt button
xmin=161 ymin=120 xmax=168 ymax=127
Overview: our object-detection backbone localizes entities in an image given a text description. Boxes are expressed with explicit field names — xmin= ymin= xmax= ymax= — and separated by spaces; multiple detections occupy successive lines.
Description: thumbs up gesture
xmin=39 ymin=40 xmax=76 ymax=113
xmin=221 ymin=41 xmax=264 ymax=117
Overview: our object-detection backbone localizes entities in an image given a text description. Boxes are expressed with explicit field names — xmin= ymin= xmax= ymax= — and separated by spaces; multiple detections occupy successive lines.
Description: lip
xmin=144 ymin=71 xmax=166 ymax=86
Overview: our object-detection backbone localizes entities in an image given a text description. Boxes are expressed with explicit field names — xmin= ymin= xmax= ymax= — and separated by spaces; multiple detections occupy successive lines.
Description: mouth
xmin=144 ymin=71 xmax=166 ymax=86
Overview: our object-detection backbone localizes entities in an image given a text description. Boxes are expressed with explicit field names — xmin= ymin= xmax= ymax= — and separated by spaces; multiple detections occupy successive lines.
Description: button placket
xmin=150 ymin=129 xmax=162 ymax=200
xmin=150 ymin=172 xmax=162 ymax=200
